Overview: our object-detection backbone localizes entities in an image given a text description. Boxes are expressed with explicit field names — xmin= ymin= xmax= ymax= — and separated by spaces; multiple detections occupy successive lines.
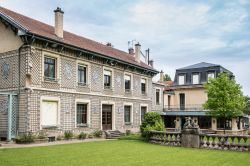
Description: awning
xmin=160 ymin=111 xmax=208 ymax=116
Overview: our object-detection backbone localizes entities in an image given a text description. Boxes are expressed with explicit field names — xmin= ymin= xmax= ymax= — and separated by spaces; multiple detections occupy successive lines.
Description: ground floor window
xmin=141 ymin=106 xmax=147 ymax=123
xmin=41 ymin=101 xmax=58 ymax=127
xmin=124 ymin=106 xmax=131 ymax=124
xmin=217 ymin=118 xmax=232 ymax=130
xmin=164 ymin=116 xmax=176 ymax=128
xmin=77 ymin=104 xmax=87 ymax=125
xmin=198 ymin=117 xmax=211 ymax=129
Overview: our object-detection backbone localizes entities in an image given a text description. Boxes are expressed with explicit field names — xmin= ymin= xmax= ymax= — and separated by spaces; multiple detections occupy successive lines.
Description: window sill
xmin=104 ymin=87 xmax=113 ymax=91
xmin=78 ymin=82 xmax=89 ymax=87
xmin=77 ymin=124 xmax=88 ymax=127
xmin=125 ymin=122 xmax=132 ymax=125
xmin=41 ymin=125 xmax=59 ymax=129
xmin=43 ymin=77 xmax=59 ymax=83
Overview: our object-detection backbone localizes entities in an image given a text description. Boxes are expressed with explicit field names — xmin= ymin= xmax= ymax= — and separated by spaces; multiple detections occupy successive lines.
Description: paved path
xmin=0 ymin=138 xmax=113 ymax=149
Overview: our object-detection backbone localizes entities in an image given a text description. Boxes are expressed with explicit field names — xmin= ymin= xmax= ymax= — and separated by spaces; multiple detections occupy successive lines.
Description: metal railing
xmin=164 ymin=104 xmax=204 ymax=111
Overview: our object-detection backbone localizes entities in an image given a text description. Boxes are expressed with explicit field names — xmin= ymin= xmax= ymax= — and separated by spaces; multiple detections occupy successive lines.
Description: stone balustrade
xmin=200 ymin=134 xmax=250 ymax=152
xmin=148 ymin=130 xmax=250 ymax=152
xmin=148 ymin=130 xmax=181 ymax=146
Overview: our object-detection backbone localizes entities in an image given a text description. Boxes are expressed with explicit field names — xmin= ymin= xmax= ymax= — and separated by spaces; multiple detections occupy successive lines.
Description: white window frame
xmin=124 ymin=72 xmax=133 ymax=93
xmin=141 ymin=77 xmax=148 ymax=94
xmin=103 ymin=67 xmax=114 ymax=90
xmin=76 ymin=60 xmax=90 ymax=87
xmin=192 ymin=73 xmax=200 ymax=84
xmin=75 ymin=99 xmax=91 ymax=128
xmin=155 ymin=88 xmax=161 ymax=105
xmin=42 ymin=51 xmax=60 ymax=83
xmin=207 ymin=72 xmax=215 ymax=81
xmin=178 ymin=75 xmax=185 ymax=85
xmin=140 ymin=104 xmax=148 ymax=125
xmin=123 ymin=102 xmax=133 ymax=125
xmin=40 ymin=96 xmax=60 ymax=129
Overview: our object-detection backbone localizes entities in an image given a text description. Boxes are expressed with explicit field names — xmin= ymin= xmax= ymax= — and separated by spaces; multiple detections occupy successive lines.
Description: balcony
xmin=164 ymin=104 xmax=204 ymax=112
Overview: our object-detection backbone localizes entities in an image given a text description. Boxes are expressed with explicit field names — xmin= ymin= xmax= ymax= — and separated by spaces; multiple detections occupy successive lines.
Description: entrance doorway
xmin=102 ymin=104 xmax=112 ymax=130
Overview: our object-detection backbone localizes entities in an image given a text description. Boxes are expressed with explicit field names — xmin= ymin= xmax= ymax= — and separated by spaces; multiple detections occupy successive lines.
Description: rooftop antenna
xmin=128 ymin=39 xmax=136 ymax=49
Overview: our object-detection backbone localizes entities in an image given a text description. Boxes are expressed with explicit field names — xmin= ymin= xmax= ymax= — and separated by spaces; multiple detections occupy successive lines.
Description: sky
xmin=1 ymin=0 xmax=250 ymax=96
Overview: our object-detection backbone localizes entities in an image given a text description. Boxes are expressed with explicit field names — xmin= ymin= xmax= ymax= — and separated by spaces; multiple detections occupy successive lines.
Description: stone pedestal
xmin=181 ymin=128 xmax=200 ymax=148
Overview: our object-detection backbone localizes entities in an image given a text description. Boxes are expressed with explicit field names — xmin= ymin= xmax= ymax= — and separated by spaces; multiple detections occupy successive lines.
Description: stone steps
xmin=104 ymin=130 xmax=123 ymax=139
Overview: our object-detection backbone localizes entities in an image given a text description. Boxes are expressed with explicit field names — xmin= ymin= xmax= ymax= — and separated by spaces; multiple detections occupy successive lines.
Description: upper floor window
xmin=78 ymin=65 xmax=87 ymax=85
xmin=207 ymin=72 xmax=215 ymax=80
xmin=156 ymin=89 xmax=160 ymax=105
xmin=77 ymin=103 xmax=87 ymax=126
xmin=44 ymin=57 xmax=56 ymax=81
xmin=192 ymin=73 xmax=199 ymax=84
xmin=124 ymin=105 xmax=132 ymax=124
xmin=178 ymin=75 xmax=185 ymax=85
xmin=125 ymin=75 xmax=131 ymax=92
xmin=104 ymin=70 xmax=112 ymax=89
xmin=141 ymin=78 xmax=146 ymax=94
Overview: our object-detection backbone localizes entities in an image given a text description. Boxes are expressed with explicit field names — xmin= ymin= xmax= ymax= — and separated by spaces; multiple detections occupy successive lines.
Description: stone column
xmin=211 ymin=118 xmax=217 ymax=130
xmin=232 ymin=118 xmax=238 ymax=131
xmin=175 ymin=117 xmax=181 ymax=130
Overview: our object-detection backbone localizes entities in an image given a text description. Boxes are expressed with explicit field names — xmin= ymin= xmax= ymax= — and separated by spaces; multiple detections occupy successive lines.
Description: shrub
xmin=56 ymin=135 xmax=64 ymax=141
xmin=78 ymin=132 xmax=87 ymax=140
xmin=36 ymin=131 xmax=48 ymax=139
xmin=64 ymin=131 xmax=73 ymax=140
xmin=126 ymin=130 xmax=131 ymax=136
xmin=93 ymin=130 xmax=103 ymax=138
xmin=140 ymin=112 xmax=164 ymax=140
xmin=88 ymin=133 xmax=94 ymax=139
xmin=15 ymin=132 xmax=35 ymax=144
xmin=248 ymin=130 xmax=250 ymax=135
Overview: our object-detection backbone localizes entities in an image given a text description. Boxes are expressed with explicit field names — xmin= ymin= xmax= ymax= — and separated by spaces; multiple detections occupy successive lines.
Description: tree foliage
xmin=140 ymin=112 xmax=164 ymax=140
xmin=203 ymin=73 xmax=246 ymax=132
xmin=244 ymin=96 xmax=250 ymax=115
xmin=164 ymin=74 xmax=172 ymax=81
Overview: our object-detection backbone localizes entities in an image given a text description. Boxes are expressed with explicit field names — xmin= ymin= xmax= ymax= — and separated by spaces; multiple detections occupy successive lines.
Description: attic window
xmin=178 ymin=75 xmax=185 ymax=85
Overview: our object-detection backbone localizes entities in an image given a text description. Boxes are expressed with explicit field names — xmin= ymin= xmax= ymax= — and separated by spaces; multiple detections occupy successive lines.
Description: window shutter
xmin=41 ymin=101 xmax=58 ymax=126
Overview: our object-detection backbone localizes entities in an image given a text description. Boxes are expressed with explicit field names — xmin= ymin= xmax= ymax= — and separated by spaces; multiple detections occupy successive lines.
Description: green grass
xmin=0 ymin=140 xmax=249 ymax=166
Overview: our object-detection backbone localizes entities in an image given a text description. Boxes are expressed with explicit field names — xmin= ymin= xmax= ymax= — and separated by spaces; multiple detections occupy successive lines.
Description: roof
xmin=177 ymin=62 xmax=219 ymax=70
xmin=0 ymin=6 xmax=156 ymax=71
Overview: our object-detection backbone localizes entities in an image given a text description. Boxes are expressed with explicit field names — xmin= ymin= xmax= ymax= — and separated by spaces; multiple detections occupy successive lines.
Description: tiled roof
xmin=0 ymin=6 xmax=155 ymax=71
xmin=177 ymin=62 xmax=219 ymax=70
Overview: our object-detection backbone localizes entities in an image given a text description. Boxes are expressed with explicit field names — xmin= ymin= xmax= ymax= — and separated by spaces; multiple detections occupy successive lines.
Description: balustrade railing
xmin=200 ymin=134 xmax=250 ymax=152
xmin=148 ymin=130 xmax=181 ymax=146
xmin=163 ymin=104 xmax=204 ymax=111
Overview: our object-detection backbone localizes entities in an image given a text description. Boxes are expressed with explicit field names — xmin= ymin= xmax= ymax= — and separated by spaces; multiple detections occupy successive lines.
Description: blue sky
xmin=1 ymin=0 xmax=250 ymax=96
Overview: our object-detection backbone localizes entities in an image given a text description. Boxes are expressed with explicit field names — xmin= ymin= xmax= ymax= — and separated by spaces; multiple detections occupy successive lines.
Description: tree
xmin=164 ymin=74 xmax=172 ymax=81
xmin=244 ymin=96 xmax=250 ymax=115
xmin=140 ymin=112 xmax=164 ymax=140
xmin=203 ymin=73 xmax=246 ymax=134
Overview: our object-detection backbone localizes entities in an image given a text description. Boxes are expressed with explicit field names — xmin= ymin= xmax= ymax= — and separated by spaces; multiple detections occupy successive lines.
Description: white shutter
xmin=208 ymin=73 xmax=215 ymax=79
xmin=104 ymin=70 xmax=111 ymax=76
xmin=41 ymin=101 xmax=58 ymax=126
xmin=178 ymin=75 xmax=185 ymax=85
xmin=192 ymin=74 xmax=199 ymax=84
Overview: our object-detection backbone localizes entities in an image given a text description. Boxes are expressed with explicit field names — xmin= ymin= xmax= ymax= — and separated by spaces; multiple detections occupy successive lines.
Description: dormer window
xmin=207 ymin=72 xmax=215 ymax=80
xmin=192 ymin=73 xmax=200 ymax=84
xmin=178 ymin=75 xmax=185 ymax=85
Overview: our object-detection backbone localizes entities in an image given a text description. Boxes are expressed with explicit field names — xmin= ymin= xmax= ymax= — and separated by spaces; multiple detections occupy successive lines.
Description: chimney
xmin=160 ymin=70 xmax=164 ymax=82
xmin=54 ymin=7 xmax=64 ymax=38
xmin=135 ymin=43 xmax=141 ymax=63
xmin=149 ymin=60 xmax=154 ymax=67
xmin=128 ymin=47 xmax=134 ymax=55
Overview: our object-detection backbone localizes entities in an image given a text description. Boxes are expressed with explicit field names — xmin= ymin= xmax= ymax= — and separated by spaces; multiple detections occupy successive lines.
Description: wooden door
xmin=102 ymin=105 xmax=112 ymax=130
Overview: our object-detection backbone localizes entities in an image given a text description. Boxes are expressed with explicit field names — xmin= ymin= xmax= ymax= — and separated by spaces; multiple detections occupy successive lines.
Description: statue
xmin=183 ymin=117 xmax=199 ymax=129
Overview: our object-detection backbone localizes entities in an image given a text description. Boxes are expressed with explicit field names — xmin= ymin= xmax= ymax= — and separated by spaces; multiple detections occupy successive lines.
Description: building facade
xmin=0 ymin=7 xmax=160 ymax=139
xmin=162 ymin=62 xmax=248 ymax=134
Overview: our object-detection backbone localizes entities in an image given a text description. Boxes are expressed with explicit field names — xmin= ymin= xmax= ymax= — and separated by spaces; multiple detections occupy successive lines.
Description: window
xmin=156 ymin=89 xmax=160 ymax=105
xmin=141 ymin=106 xmax=147 ymax=123
xmin=178 ymin=75 xmax=185 ymax=85
xmin=124 ymin=106 xmax=131 ymax=124
xmin=217 ymin=118 xmax=232 ymax=130
xmin=207 ymin=72 xmax=215 ymax=80
xmin=192 ymin=74 xmax=199 ymax=84
xmin=41 ymin=101 xmax=58 ymax=127
xmin=198 ymin=117 xmax=211 ymax=129
xmin=104 ymin=70 xmax=112 ymax=89
xmin=78 ymin=65 xmax=87 ymax=85
xmin=141 ymin=78 xmax=146 ymax=94
xmin=125 ymin=75 xmax=131 ymax=92
xmin=77 ymin=104 xmax=87 ymax=125
xmin=179 ymin=93 xmax=185 ymax=110
xmin=44 ymin=57 xmax=56 ymax=80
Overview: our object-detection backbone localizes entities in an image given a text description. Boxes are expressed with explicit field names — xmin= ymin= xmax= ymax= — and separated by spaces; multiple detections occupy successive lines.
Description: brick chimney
xmin=128 ymin=47 xmax=134 ymax=55
xmin=149 ymin=60 xmax=154 ymax=67
xmin=54 ymin=7 xmax=64 ymax=38
xmin=135 ymin=43 xmax=141 ymax=63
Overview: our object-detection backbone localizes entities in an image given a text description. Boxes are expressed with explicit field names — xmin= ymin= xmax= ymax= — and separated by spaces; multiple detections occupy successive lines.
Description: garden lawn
xmin=0 ymin=140 xmax=249 ymax=166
